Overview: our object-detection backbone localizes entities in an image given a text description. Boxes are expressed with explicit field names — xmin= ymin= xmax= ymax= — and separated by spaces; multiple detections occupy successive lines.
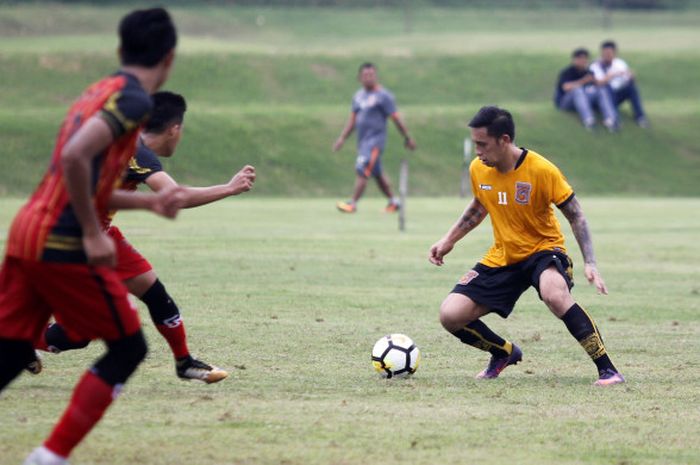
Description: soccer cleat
xmin=25 ymin=351 xmax=43 ymax=375
xmin=23 ymin=446 xmax=69 ymax=465
xmin=594 ymin=369 xmax=625 ymax=387
xmin=176 ymin=356 xmax=229 ymax=384
xmin=336 ymin=201 xmax=356 ymax=213
xmin=384 ymin=202 xmax=400 ymax=213
xmin=476 ymin=344 xmax=523 ymax=379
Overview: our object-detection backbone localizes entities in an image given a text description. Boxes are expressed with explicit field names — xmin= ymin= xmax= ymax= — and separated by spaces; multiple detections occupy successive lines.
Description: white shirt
xmin=590 ymin=58 xmax=631 ymax=91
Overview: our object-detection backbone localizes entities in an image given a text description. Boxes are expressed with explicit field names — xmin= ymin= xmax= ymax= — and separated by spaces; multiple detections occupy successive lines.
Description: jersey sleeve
xmin=381 ymin=91 xmax=397 ymax=116
xmin=351 ymin=94 xmax=360 ymax=114
xmin=100 ymin=88 xmax=153 ymax=138
xmin=549 ymin=164 xmax=575 ymax=207
xmin=124 ymin=145 xmax=163 ymax=185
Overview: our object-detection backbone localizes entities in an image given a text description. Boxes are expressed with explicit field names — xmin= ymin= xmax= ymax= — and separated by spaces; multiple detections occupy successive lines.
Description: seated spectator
xmin=590 ymin=40 xmax=649 ymax=128
xmin=554 ymin=48 xmax=617 ymax=131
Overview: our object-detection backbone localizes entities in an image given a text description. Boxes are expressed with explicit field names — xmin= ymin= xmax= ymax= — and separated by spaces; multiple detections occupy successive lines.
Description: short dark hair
xmin=144 ymin=91 xmax=187 ymax=134
xmin=119 ymin=8 xmax=177 ymax=67
xmin=358 ymin=62 xmax=376 ymax=74
xmin=601 ymin=40 xmax=617 ymax=50
xmin=468 ymin=106 xmax=515 ymax=142
xmin=572 ymin=47 xmax=589 ymax=58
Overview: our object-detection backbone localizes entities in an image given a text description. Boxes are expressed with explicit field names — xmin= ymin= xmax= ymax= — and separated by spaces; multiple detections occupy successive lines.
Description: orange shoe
xmin=336 ymin=201 xmax=357 ymax=213
xmin=384 ymin=202 xmax=400 ymax=213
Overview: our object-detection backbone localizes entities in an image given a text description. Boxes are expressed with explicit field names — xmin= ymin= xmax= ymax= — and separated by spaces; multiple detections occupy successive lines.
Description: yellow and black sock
xmin=452 ymin=320 xmax=512 ymax=358
xmin=562 ymin=303 xmax=617 ymax=374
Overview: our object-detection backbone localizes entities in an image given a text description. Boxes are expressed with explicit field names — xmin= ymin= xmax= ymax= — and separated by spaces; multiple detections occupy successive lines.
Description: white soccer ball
xmin=371 ymin=333 xmax=420 ymax=379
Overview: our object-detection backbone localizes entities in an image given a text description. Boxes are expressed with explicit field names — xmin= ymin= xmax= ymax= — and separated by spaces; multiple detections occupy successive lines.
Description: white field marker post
xmin=398 ymin=158 xmax=408 ymax=232
xmin=461 ymin=136 xmax=472 ymax=198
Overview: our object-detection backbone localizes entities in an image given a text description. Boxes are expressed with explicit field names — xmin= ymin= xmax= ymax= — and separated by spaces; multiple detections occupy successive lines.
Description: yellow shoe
xmin=336 ymin=201 xmax=357 ymax=213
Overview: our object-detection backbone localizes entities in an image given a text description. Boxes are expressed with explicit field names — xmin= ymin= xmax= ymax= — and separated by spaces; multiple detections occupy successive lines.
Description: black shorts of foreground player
xmin=428 ymin=106 xmax=624 ymax=386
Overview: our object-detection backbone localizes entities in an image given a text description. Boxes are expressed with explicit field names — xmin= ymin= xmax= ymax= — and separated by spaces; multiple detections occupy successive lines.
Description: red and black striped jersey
xmin=6 ymin=71 xmax=152 ymax=263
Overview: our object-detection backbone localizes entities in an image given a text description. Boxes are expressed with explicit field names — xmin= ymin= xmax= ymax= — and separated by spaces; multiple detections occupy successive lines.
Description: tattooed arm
xmin=559 ymin=196 xmax=608 ymax=294
xmin=429 ymin=198 xmax=488 ymax=266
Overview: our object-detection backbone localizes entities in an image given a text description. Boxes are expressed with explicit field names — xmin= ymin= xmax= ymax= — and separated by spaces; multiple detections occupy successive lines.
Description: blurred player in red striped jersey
xmin=37 ymin=91 xmax=256 ymax=384
xmin=0 ymin=8 xmax=180 ymax=465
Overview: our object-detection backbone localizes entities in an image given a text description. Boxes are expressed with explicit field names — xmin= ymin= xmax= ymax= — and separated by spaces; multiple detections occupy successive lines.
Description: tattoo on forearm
xmin=458 ymin=204 xmax=486 ymax=231
xmin=561 ymin=198 xmax=596 ymax=264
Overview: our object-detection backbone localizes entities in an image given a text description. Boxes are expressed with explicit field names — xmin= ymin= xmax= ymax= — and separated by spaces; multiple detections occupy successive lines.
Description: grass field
xmin=1 ymin=3 xmax=700 ymax=465
xmin=1 ymin=196 xmax=699 ymax=465
xmin=1 ymin=4 xmax=699 ymax=196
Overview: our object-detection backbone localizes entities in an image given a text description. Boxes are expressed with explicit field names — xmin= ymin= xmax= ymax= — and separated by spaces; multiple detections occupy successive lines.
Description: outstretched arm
xmin=390 ymin=112 xmax=416 ymax=150
xmin=429 ymin=198 xmax=487 ymax=266
xmin=144 ymin=165 xmax=256 ymax=208
xmin=559 ymin=196 xmax=608 ymax=294
xmin=332 ymin=112 xmax=357 ymax=152
xmin=109 ymin=187 xmax=184 ymax=219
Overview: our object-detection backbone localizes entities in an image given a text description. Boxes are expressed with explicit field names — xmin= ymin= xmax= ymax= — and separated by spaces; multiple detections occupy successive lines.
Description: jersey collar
xmin=514 ymin=148 xmax=528 ymax=170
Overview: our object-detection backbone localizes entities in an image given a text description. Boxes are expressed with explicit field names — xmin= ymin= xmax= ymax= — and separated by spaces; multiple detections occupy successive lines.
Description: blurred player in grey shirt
xmin=333 ymin=62 xmax=416 ymax=213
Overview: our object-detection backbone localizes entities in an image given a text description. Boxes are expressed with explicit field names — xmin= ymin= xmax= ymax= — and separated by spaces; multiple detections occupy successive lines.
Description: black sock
xmin=451 ymin=320 xmax=512 ymax=358
xmin=140 ymin=280 xmax=190 ymax=360
xmin=140 ymin=279 xmax=181 ymax=327
xmin=0 ymin=339 xmax=35 ymax=391
xmin=561 ymin=303 xmax=617 ymax=374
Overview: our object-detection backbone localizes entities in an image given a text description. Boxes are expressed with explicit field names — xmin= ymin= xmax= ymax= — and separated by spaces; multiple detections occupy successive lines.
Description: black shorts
xmin=451 ymin=250 xmax=574 ymax=318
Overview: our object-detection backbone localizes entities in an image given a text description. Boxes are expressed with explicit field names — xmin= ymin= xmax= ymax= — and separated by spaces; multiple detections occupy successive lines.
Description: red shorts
xmin=0 ymin=256 xmax=141 ymax=343
xmin=108 ymin=225 xmax=153 ymax=281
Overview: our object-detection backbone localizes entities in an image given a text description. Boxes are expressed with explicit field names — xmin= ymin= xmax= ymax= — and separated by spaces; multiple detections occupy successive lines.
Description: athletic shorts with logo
xmin=451 ymin=250 xmax=574 ymax=318
xmin=355 ymin=146 xmax=384 ymax=178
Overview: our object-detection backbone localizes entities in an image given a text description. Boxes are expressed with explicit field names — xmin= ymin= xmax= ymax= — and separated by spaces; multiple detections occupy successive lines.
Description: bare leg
xmin=539 ymin=266 xmax=620 ymax=381
xmin=440 ymin=293 xmax=518 ymax=376
xmin=351 ymin=175 xmax=368 ymax=203
xmin=538 ymin=267 xmax=576 ymax=318
xmin=375 ymin=173 xmax=395 ymax=200
xmin=439 ymin=293 xmax=490 ymax=332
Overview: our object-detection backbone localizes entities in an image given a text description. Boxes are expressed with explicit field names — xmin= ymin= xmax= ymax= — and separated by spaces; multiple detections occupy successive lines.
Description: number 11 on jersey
xmin=498 ymin=191 xmax=508 ymax=205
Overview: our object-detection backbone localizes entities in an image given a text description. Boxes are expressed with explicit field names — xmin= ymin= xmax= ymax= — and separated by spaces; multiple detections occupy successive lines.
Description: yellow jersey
xmin=470 ymin=149 xmax=574 ymax=267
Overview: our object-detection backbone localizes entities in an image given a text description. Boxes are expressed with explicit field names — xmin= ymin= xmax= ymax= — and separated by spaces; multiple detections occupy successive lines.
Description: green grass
xmin=1 ymin=4 xmax=699 ymax=197
xmin=0 ymin=196 xmax=699 ymax=465
xmin=2 ymin=4 xmax=699 ymax=464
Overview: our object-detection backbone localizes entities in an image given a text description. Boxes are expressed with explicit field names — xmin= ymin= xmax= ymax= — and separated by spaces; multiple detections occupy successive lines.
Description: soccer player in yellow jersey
xmin=429 ymin=106 xmax=624 ymax=386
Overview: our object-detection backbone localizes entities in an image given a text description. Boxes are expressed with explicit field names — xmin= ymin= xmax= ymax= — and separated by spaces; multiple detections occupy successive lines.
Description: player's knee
xmin=93 ymin=331 xmax=148 ymax=386
xmin=439 ymin=303 xmax=466 ymax=332
xmin=116 ymin=331 xmax=148 ymax=367
xmin=540 ymin=285 xmax=570 ymax=314
xmin=45 ymin=323 xmax=90 ymax=352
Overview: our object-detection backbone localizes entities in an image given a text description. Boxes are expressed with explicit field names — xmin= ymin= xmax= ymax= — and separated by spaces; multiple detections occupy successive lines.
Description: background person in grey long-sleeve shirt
xmin=333 ymin=62 xmax=416 ymax=213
